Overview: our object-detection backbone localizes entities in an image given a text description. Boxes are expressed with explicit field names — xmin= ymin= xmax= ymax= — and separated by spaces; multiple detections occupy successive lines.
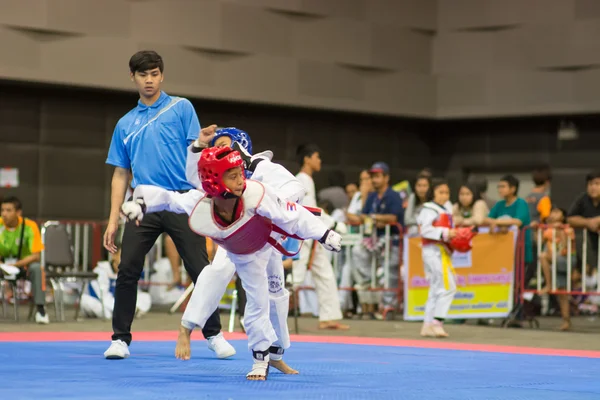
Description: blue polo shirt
xmin=362 ymin=187 xmax=404 ymax=237
xmin=106 ymin=91 xmax=200 ymax=190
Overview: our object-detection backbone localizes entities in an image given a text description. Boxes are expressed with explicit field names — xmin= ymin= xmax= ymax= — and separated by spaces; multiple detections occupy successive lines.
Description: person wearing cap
xmin=352 ymin=162 xmax=404 ymax=320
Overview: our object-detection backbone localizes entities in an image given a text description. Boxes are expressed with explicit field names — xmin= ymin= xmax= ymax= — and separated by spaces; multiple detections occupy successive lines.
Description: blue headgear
xmin=210 ymin=127 xmax=253 ymax=155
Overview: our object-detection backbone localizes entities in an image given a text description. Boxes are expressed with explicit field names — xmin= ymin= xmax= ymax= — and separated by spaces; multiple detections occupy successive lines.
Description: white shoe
xmin=104 ymin=340 xmax=130 ymax=359
xmin=207 ymin=332 xmax=236 ymax=359
xmin=35 ymin=312 xmax=49 ymax=324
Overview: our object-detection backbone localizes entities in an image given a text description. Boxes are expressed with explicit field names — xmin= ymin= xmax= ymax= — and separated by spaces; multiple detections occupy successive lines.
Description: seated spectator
xmin=404 ymin=174 xmax=430 ymax=236
xmin=80 ymin=248 xmax=151 ymax=319
xmin=567 ymin=171 xmax=600 ymax=277
xmin=539 ymin=207 xmax=575 ymax=330
xmin=453 ymin=183 xmax=489 ymax=228
xmin=0 ymin=196 xmax=48 ymax=324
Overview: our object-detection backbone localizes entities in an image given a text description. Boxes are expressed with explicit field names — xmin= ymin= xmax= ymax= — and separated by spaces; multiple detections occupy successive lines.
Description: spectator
xmin=345 ymin=182 xmax=358 ymax=203
xmin=318 ymin=169 xmax=349 ymax=210
xmin=469 ymin=176 xmax=495 ymax=210
xmin=80 ymin=248 xmax=152 ymax=319
xmin=538 ymin=207 xmax=575 ymax=331
xmin=485 ymin=174 xmax=533 ymax=265
xmin=453 ymin=183 xmax=489 ymax=227
xmin=346 ymin=170 xmax=372 ymax=227
xmin=404 ymin=174 xmax=430 ymax=236
xmin=0 ymin=196 xmax=48 ymax=324
xmin=567 ymin=171 xmax=600 ymax=276
xmin=526 ymin=165 xmax=552 ymax=225
xmin=354 ymin=162 xmax=404 ymax=319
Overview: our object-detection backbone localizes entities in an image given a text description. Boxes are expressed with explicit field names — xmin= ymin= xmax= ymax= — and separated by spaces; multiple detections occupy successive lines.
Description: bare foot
xmin=269 ymin=359 xmax=299 ymax=374
xmin=432 ymin=325 xmax=449 ymax=338
xmin=319 ymin=321 xmax=350 ymax=330
xmin=175 ymin=326 xmax=192 ymax=360
xmin=559 ymin=321 xmax=571 ymax=331
xmin=420 ymin=323 xmax=436 ymax=337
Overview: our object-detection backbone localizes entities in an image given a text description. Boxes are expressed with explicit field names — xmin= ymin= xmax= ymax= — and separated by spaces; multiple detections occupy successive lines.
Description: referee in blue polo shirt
xmin=102 ymin=51 xmax=234 ymax=360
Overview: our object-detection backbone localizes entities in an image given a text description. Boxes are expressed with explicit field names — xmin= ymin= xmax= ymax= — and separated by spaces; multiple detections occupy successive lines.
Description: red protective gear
xmin=198 ymin=147 xmax=245 ymax=197
xmin=432 ymin=213 xmax=452 ymax=229
xmin=450 ymin=227 xmax=477 ymax=253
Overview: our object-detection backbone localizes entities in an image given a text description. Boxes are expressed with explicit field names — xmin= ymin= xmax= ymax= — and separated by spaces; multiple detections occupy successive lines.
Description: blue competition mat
xmin=1 ymin=340 xmax=599 ymax=400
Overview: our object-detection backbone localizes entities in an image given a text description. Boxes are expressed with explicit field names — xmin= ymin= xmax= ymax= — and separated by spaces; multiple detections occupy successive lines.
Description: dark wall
xmin=0 ymin=81 xmax=432 ymax=220
xmin=431 ymin=116 xmax=600 ymax=209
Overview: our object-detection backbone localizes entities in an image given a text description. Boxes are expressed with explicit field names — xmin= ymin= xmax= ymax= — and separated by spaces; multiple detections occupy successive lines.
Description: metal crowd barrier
xmin=508 ymin=224 xmax=600 ymax=328
xmin=294 ymin=222 xmax=404 ymax=323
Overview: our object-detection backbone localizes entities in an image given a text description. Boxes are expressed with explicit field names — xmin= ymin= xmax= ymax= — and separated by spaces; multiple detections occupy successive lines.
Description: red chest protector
xmin=188 ymin=180 xmax=320 ymax=257
xmin=421 ymin=203 xmax=453 ymax=247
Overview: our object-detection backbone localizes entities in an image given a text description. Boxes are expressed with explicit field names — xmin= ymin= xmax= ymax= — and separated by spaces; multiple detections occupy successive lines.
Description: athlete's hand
xmin=319 ymin=229 xmax=342 ymax=252
xmin=103 ymin=222 xmax=119 ymax=254
xmin=121 ymin=199 xmax=146 ymax=225
xmin=198 ymin=124 xmax=217 ymax=146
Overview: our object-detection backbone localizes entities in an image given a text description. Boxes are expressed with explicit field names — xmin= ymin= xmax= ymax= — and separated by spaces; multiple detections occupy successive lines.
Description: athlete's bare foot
xmin=175 ymin=326 xmax=192 ymax=360
xmin=559 ymin=320 xmax=571 ymax=331
xmin=247 ymin=361 xmax=269 ymax=381
xmin=420 ymin=323 xmax=436 ymax=337
xmin=269 ymin=359 xmax=299 ymax=374
xmin=319 ymin=321 xmax=350 ymax=330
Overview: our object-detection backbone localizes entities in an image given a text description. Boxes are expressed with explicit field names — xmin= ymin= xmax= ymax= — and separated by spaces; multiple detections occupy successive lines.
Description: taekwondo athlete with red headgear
xmin=121 ymin=146 xmax=342 ymax=381
xmin=180 ymin=126 xmax=346 ymax=374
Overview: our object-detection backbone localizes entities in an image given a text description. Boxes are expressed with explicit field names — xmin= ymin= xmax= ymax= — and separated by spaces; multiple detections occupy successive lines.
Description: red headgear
xmin=450 ymin=227 xmax=477 ymax=253
xmin=198 ymin=147 xmax=245 ymax=198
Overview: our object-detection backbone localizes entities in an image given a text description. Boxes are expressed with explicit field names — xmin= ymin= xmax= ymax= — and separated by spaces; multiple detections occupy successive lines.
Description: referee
xmin=103 ymin=50 xmax=235 ymax=360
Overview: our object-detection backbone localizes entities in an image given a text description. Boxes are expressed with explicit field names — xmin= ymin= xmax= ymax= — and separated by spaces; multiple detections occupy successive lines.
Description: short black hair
xmin=425 ymin=178 xmax=448 ymax=202
xmin=129 ymin=50 xmax=164 ymax=74
xmin=296 ymin=143 xmax=320 ymax=166
xmin=586 ymin=171 xmax=600 ymax=183
xmin=500 ymin=174 xmax=520 ymax=196
xmin=532 ymin=165 xmax=552 ymax=186
xmin=1 ymin=196 xmax=22 ymax=211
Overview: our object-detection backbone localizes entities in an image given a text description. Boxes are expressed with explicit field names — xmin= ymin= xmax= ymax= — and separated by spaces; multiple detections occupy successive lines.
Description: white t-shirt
xmin=296 ymin=171 xmax=317 ymax=208
xmin=347 ymin=192 xmax=363 ymax=215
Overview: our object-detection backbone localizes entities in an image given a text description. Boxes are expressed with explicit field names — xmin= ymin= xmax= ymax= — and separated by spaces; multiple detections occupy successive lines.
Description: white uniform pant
xmin=292 ymin=240 xmax=343 ymax=321
xmin=422 ymin=245 xmax=457 ymax=323
xmin=182 ymin=245 xmax=291 ymax=353
xmin=80 ymin=291 xmax=151 ymax=319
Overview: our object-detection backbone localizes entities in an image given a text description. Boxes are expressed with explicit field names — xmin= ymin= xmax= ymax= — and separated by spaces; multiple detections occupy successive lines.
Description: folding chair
xmin=41 ymin=221 xmax=98 ymax=321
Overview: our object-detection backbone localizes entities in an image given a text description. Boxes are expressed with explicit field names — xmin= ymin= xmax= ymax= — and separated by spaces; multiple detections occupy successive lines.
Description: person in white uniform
xmin=417 ymin=179 xmax=458 ymax=338
xmin=182 ymin=126 xmax=309 ymax=371
xmin=80 ymin=249 xmax=152 ymax=319
xmin=121 ymin=146 xmax=342 ymax=381
xmin=293 ymin=144 xmax=349 ymax=330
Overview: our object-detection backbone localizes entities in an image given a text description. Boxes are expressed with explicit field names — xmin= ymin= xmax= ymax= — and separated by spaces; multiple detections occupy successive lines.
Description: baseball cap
xmin=369 ymin=162 xmax=389 ymax=175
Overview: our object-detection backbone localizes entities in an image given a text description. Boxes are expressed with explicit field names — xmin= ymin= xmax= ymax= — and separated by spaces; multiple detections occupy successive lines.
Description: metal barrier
xmin=295 ymin=222 xmax=404 ymax=320
xmin=509 ymin=224 xmax=600 ymax=327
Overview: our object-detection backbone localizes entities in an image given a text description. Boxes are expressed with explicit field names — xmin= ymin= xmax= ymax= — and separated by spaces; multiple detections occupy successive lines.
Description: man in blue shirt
xmin=103 ymin=51 xmax=234 ymax=360
xmin=354 ymin=162 xmax=404 ymax=320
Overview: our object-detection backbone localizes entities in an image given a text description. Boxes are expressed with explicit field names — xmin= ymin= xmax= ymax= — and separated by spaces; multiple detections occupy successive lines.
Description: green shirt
xmin=0 ymin=217 xmax=44 ymax=260
xmin=489 ymin=198 xmax=533 ymax=263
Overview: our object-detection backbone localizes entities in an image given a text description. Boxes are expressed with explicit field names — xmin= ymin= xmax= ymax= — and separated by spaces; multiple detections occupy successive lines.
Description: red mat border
xmin=0 ymin=331 xmax=598 ymax=359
